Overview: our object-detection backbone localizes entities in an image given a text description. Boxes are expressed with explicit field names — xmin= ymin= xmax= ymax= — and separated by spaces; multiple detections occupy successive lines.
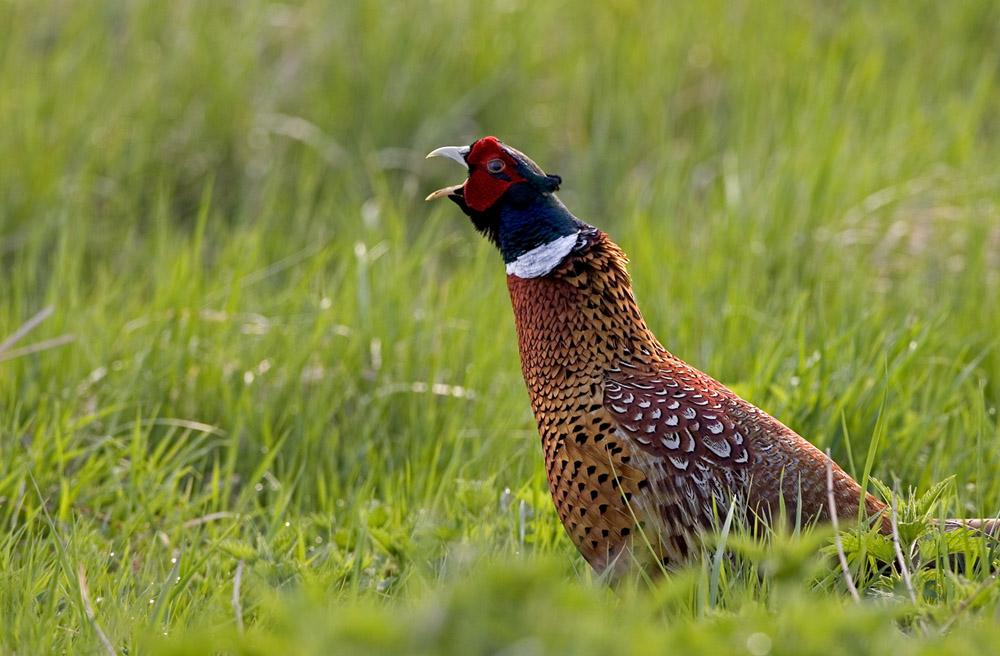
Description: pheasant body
xmin=426 ymin=136 xmax=992 ymax=574
xmin=507 ymin=228 xmax=884 ymax=571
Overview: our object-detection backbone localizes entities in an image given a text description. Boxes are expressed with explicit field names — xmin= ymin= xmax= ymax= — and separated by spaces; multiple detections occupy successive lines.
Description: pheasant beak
xmin=424 ymin=184 xmax=464 ymax=201
xmin=425 ymin=145 xmax=471 ymax=201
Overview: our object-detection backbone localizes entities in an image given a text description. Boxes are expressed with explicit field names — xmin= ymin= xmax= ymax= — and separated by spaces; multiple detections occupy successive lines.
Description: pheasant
xmin=426 ymin=136 xmax=995 ymax=574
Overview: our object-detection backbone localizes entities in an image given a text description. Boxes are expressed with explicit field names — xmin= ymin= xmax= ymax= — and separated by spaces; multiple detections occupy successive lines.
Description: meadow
xmin=2 ymin=1 xmax=1000 ymax=653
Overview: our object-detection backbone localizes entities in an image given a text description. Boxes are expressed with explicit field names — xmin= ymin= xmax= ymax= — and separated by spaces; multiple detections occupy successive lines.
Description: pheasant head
xmin=426 ymin=136 xmax=591 ymax=278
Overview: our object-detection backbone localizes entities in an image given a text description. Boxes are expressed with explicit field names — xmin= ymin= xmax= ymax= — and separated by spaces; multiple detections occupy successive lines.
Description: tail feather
xmin=937 ymin=518 xmax=1000 ymax=537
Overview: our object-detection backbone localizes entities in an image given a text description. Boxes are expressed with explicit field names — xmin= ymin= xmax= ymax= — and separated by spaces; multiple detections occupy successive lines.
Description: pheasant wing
xmin=603 ymin=370 xmax=752 ymax=474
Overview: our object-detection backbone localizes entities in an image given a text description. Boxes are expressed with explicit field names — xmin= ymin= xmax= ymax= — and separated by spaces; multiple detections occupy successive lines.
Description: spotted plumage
xmin=504 ymin=228 xmax=884 ymax=571
xmin=426 ymin=137 xmax=995 ymax=574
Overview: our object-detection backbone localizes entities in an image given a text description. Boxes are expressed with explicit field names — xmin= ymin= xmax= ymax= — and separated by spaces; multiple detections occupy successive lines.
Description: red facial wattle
xmin=462 ymin=137 xmax=527 ymax=212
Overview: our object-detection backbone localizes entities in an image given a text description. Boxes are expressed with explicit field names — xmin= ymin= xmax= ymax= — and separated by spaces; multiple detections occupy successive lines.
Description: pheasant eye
xmin=486 ymin=158 xmax=505 ymax=174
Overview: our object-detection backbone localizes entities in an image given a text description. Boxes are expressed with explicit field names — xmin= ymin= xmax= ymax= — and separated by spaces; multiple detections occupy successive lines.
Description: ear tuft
xmin=500 ymin=143 xmax=562 ymax=194
xmin=518 ymin=167 xmax=560 ymax=193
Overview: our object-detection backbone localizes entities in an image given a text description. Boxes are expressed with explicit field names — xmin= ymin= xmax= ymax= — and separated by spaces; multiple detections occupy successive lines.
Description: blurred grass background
xmin=2 ymin=0 xmax=1000 ymax=653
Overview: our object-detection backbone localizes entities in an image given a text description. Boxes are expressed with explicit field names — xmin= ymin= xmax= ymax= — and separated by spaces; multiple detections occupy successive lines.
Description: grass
xmin=2 ymin=0 xmax=1000 ymax=653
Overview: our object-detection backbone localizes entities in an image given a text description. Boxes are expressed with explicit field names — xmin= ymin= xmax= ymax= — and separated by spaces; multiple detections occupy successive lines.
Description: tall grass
xmin=1 ymin=0 xmax=999 ymax=653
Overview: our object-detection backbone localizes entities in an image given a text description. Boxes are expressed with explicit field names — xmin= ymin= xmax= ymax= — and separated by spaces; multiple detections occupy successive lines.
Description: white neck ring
xmin=505 ymin=231 xmax=580 ymax=279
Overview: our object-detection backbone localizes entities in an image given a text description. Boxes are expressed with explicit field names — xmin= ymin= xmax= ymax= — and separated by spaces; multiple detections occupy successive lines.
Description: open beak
xmin=424 ymin=184 xmax=464 ymax=201
xmin=425 ymin=145 xmax=471 ymax=201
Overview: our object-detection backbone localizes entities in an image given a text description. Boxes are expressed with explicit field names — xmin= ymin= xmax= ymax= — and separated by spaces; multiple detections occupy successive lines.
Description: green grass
xmin=2 ymin=0 xmax=1000 ymax=653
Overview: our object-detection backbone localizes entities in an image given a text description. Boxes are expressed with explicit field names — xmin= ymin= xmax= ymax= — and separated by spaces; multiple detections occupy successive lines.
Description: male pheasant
xmin=426 ymin=136 xmax=994 ymax=574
